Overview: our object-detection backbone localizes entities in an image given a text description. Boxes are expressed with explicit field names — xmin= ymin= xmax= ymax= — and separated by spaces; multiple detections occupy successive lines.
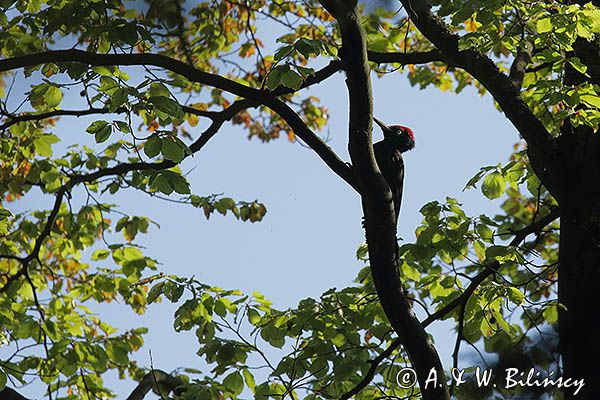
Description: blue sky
xmin=3 ymin=6 xmax=521 ymax=398
xmin=116 ymin=71 xmax=516 ymax=398
xmin=8 ymin=68 xmax=517 ymax=398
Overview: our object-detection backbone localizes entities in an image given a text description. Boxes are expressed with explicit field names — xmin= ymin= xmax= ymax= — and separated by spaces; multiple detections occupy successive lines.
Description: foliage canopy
xmin=1 ymin=0 xmax=599 ymax=399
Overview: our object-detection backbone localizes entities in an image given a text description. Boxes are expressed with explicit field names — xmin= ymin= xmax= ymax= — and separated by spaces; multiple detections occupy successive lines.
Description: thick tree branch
xmin=0 ymin=49 xmax=356 ymax=191
xmin=398 ymin=0 xmax=559 ymax=198
xmin=272 ymin=61 xmax=343 ymax=95
xmin=0 ymin=371 xmax=182 ymax=400
xmin=367 ymin=49 xmax=445 ymax=65
xmin=0 ymin=387 xmax=30 ymax=400
xmin=319 ymin=1 xmax=449 ymax=399
xmin=340 ymin=207 xmax=560 ymax=399
xmin=0 ymin=61 xmax=342 ymax=134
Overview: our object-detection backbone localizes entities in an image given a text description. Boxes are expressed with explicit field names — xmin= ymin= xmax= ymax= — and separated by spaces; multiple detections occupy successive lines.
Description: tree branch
xmin=0 ymin=98 xmax=251 ymax=293
xmin=0 ymin=387 xmax=30 ymax=400
xmin=319 ymin=1 xmax=449 ymax=399
xmin=125 ymin=369 xmax=183 ymax=400
xmin=397 ymin=0 xmax=559 ymax=198
xmin=0 ymin=49 xmax=356 ymax=191
xmin=367 ymin=49 xmax=446 ymax=65
xmin=0 ymin=60 xmax=341 ymax=133
xmin=422 ymin=206 xmax=560 ymax=327
xmin=0 ymin=107 xmax=118 ymax=131
xmin=340 ymin=207 xmax=560 ymax=399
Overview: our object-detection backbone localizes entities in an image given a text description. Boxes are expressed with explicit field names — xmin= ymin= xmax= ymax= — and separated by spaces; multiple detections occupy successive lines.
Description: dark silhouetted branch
xmin=397 ymin=0 xmax=559 ymax=199
xmin=319 ymin=1 xmax=449 ymax=399
xmin=0 ymin=49 xmax=356 ymax=191
xmin=125 ymin=369 xmax=183 ymax=400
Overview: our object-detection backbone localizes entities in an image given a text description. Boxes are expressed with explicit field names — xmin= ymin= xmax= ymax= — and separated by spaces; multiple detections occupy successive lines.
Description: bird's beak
xmin=373 ymin=117 xmax=391 ymax=137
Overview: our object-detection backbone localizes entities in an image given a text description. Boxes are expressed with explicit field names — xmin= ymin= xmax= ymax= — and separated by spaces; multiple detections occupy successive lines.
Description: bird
xmin=373 ymin=117 xmax=415 ymax=225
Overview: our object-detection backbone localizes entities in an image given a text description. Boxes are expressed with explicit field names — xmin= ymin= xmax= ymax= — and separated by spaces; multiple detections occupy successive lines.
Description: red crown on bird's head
xmin=391 ymin=125 xmax=415 ymax=141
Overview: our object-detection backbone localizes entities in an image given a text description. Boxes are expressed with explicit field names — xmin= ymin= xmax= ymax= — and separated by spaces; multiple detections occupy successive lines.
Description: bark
xmin=557 ymin=130 xmax=600 ymax=399
xmin=558 ymin=4 xmax=600 ymax=395
xmin=0 ymin=388 xmax=29 ymax=400
xmin=320 ymin=1 xmax=449 ymax=398
xmin=394 ymin=1 xmax=600 ymax=398
xmin=396 ymin=0 xmax=560 ymax=199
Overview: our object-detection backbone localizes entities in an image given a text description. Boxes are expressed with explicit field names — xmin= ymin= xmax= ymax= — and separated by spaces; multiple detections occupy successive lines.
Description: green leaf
xmin=356 ymin=243 xmax=369 ymax=261
xmin=106 ymin=342 xmax=129 ymax=365
xmin=296 ymin=65 xmax=315 ymax=78
xmin=581 ymin=8 xmax=600 ymax=33
xmin=331 ymin=333 xmax=346 ymax=348
xmin=33 ymin=134 xmax=60 ymax=157
xmin=0 ymin=369 xmax=6 ymax=391
xmin=536 ymin=18 xmax=552 ymax=33
xmin=164 ymin=172 xmax=190 ymax=194
xmin=526 ymin=172 xmax=543 ymax=196
xmin=568 ymin=57 xmax=589 ymax=76
xmin=153 ymin=174 xmax=173 ymax=195
xmin=480 ymin=315 xmax=495 ymax=338
xmin=163 ymin=281 xmax=184 ymax=302
xmin=114 ymin=120 xmax=131 ymax=133
xmin=543 ymin=303 xmax=559 ymax=323
xmin=274 ymin=45 xmax=293 ymax=61
xmin=481 ymin=172 xmax=505 ymax=199
xmin=294 ymin=38 xmax=322 ymax=58
xmin=144 ymin=135 xmax=162 ymax=158
xmin=242 ymin=369 xmax=256 ymax=392
xmin=580 ymin=94 xmax=600 ymax=108
xmin=0 ymin=208 xmax=12 ymax=220
xmin=150 ymin=95 xmax=184 ymax=120
xmin=44 ymin=85 xmax=62 ymax=108
xmin=223 ymin=371 xmax=244 ymax=395
xmin=214 ymin=299 xmax=227 ymax=317
xmin=161 ymin=138 xmax=185 ymax=163
xmin=400 ymin=261 xmax=421 ymax=281
xmin=109 ymin=88 xmax=128 ymax=112
xmin=147 ymin=282 xmax=164 ymax=304
xmin=86 ymin=120 xmax=112 ymax=143
xmin=507 ymin=287 xmax=524 ymax=305
xmin=476 ymin=223 xmax=493 ymax=242
xmin=266 ymin=68 xmax=283 ymax=90
xmin=280 ymin=70 xmax=303 ymax=89
xmin=247 ymin=308 xmax=261 ymax=325
xmin=91 ymin=249 xmax=111 ymax=260
xmin=474 ymin=240 xmax=486 ymax=261
xmin=486 ymin=245 xmax=508 ymax=260
xmin=100 ymin=76 xmax=120 ymax=94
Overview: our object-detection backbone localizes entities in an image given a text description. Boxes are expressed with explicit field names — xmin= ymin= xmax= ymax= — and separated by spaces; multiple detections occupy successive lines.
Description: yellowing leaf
xmin=465 ymin=18 xmax=479 ymax=32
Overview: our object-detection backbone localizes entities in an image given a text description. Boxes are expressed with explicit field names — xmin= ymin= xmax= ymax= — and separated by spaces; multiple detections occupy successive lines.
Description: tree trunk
xmin=558 ymin=130 xmax=600 ymax=399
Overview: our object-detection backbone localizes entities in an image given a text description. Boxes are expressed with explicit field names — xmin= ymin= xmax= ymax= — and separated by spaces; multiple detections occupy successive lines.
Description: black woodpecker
xmin=373 ymin=117 xmax=415 ymax=224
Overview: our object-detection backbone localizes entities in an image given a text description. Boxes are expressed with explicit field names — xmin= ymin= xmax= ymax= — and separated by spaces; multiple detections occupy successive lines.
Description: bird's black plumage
xmin=373 ymin=118 xmax=415 ymax=225
xmin=374 ymin=139 xmax=405 ymax=223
